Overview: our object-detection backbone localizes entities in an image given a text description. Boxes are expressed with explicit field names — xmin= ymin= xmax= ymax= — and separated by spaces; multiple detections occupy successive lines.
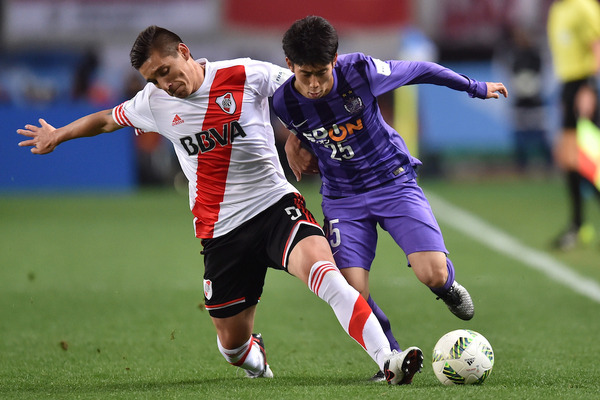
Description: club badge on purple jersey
xmin=342 ymin=90 xmax=364 ymax=115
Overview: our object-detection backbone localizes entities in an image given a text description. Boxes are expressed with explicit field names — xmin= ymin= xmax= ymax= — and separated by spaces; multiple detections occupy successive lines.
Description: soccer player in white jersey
xmin=17 ymin=26 xmax=424 ymax=384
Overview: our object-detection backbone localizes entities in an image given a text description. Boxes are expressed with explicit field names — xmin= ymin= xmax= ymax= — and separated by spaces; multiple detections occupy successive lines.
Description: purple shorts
xmin=321 ymin=179 xmax=448 ymax=270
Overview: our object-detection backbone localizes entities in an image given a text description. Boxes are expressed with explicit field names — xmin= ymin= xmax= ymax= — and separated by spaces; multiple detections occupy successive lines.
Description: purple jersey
xmin=272 ymin=52 xmax=488 ymax=197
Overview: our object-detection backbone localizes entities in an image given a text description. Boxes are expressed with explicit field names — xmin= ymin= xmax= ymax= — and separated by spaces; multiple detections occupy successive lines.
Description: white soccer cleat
xmin=244 ymin=333 xmax=274 ymax=378
xmin=383 ymin=347 xmax=423 ymax=385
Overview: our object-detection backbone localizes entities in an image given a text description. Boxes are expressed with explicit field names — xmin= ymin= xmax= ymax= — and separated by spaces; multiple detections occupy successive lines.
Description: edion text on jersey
xmin=301 ymin=118 xmax=363 ymax=144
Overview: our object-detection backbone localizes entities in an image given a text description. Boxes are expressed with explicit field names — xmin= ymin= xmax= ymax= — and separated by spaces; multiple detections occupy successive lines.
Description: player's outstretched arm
xmin=284 ymin=133 xmax=319 ymax=181
xmin=485 ymin=82 xmax=508 ymax=99
xmin=17 ymin=109 xmax=122 ymax=155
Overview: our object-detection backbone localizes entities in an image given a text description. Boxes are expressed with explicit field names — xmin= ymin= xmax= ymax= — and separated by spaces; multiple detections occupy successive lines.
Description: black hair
xmin=129 ymin=25 xmax=184 ymax=70
xmin=282 ymin=16 xmax=338 ymax=67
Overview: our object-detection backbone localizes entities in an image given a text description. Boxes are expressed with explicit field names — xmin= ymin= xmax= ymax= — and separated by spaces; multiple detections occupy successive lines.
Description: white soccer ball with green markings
xmin=432 ymin=329 xmax=494 ymax=385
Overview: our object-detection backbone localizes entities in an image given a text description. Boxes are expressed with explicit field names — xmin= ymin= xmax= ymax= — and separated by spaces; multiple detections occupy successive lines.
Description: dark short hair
xmin=130 ymin=25 xmax=184 ymax=70
xmin=282 ymin=16 xmax=338 ymax=67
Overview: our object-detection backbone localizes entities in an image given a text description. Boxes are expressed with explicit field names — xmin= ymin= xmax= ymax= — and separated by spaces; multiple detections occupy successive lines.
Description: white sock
xmin=217 ymin=335 xmax=264 ymax=374
xmin=308 ymin=261 xmax=391 ymax=370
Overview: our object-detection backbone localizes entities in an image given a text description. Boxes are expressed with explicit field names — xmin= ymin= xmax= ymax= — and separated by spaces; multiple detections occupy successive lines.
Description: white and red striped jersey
xmin=113 ymin=58 xmax=297 ymax=239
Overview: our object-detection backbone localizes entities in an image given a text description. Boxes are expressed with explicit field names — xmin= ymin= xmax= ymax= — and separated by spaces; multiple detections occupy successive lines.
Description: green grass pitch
xmin=1 ymin=176 xmax=599 ymax=399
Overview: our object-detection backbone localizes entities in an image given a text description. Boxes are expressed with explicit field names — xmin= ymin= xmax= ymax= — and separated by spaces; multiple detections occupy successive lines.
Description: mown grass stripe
xmin=427 ymin=192 xmax=600 ymax=303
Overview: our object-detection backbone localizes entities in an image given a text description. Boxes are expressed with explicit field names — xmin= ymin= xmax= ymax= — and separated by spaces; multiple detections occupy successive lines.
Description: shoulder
xmin=126 ymin=82 xmax=167 ymax=107
xmin=202 ymin=57 xmax=250 ymax=69
xmin=205 ymin=57 xmax=283 ymax=72
xmin=336 ymin=52 xmax=372 ymax=68
xmin=208 ymin=57 xmax=289 ymax=84
xmin=338 ymin=52 xmax=369 ymax=62
xmin=337 ymin=52 xmax=385 ymax=75
xmin=337 ymin=52 xmax=393 ymax=83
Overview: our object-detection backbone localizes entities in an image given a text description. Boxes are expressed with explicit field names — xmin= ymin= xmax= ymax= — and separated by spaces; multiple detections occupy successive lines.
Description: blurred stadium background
xmin=1 ymin=0 xmax=557 ymax=191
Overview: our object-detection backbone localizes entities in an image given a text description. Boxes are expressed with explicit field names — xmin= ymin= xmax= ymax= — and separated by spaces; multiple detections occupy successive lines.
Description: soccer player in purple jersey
xmin=272 ymin=16 xmax=508 ymax=380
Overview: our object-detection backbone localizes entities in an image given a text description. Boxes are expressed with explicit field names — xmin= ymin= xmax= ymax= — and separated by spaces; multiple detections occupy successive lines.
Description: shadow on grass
xmin=5 ymin=375 xmax=396 ymax=397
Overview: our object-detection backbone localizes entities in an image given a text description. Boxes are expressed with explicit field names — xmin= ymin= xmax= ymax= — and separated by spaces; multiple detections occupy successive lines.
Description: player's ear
xmin=179 ymin=43 xmax=191 ymax=60
xmin=285 ymin=57 xmax=294 ymax=72
xmin=332 ymin=53 xmax=338 ymax=67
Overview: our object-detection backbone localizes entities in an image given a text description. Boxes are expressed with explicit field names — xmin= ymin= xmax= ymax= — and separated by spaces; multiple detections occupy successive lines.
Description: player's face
xmin=287 ymin=55 xmax=337 ymax=99
xmin=139 ymin=43 xmax=202 ymax=99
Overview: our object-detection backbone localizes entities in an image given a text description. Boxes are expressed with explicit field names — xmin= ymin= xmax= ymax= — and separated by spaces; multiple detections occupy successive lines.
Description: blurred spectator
xmin=0 ymin=83 xmax=9 ymax=103
xmin=71 ymin=48 xmax=99 ymax=100
xmin=507 ymin=26 xmax=552 ymax=173
xmin=547 ymin=0 xmax=600 ymax=250
xmin=24 ymin=80 xmax=57 ymax=104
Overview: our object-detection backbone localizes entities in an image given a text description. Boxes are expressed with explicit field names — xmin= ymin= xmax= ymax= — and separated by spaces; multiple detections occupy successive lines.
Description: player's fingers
xmin=40 ymin=118 xmax=57 ymax=132
xmin=31 ymin=146 xmax=47 ymax=154
xmin=18 ymin=139 xmax=34 ymax=147
xmin=20 ymin=124 xmax=39 ymax=132
xmin=494 ymin=83 xmax=508 ymax=97
xmin=290 ymin=165 xmax=302 ymax=181
xmin=293 ymin=170 xmax=302 ymax=182
xmin=16 ymin=129 xmax=33 ymax=137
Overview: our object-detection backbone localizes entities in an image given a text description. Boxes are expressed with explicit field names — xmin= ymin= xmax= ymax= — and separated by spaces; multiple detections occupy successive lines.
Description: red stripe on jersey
xmin=348 ymin=295 xmax=371 ymax=349
xmin=192 ymin=66 xmax=246 ymax=238
xmin=113 ymin=103 xmax=133 ymax=126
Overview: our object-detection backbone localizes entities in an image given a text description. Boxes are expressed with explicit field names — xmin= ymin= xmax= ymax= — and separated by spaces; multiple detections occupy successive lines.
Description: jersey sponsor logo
xmin=216 ymin=92 xmax=237 ymax=115
xmin=302 ymin=118 xmax=364 ymax=144
xmin=299 ymin=118 xmax=363 ymax=160
xmin=172 ymin=114 xmax=184 ymax=126
xmin=179 ymin=120 xmax=247 ymax=155
xmin=203 ymin=279 xmax=213 ymax=300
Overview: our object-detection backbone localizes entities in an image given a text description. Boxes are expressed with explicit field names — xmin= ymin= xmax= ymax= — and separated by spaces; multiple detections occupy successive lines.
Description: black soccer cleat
xmin=436 ymin=281 xmax=474 ymax=320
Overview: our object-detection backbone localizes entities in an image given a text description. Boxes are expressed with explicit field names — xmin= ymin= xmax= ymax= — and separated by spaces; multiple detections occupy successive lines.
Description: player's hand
xmin=17 ymin=118 xmax=58 ymax=154
xmin=284 ymin=133 xmax=319 ymax=181
xmin=485 ymin=82 xmax=508 ymax=99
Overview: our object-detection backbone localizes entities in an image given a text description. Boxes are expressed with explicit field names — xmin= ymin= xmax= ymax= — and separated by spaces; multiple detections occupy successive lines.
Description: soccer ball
xmin=431 ymin=329 xmax=494 ymax=385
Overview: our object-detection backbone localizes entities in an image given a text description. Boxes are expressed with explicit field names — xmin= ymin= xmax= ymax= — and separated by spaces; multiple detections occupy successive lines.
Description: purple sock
xmin=367 ymin=295 xmax=401 ymax=352
xmin=430 ymin=257 xmax=455 ymax=297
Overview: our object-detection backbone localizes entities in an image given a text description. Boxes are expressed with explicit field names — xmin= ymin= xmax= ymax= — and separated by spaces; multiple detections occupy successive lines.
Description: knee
xmin=420 ymin=267 xmax=447 ymax=288
xmin=410 ymin=258 xmax=448 ymax=288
